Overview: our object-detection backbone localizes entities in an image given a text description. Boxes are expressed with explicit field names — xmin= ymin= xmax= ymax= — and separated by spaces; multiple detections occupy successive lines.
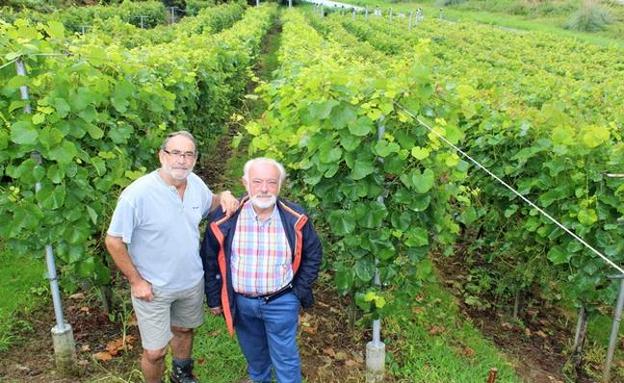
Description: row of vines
xmin=249 ymin=8 xmax=471 ymax=323
xmin=334 ymin=12 xmax=624 ymax=316
xmin=1 ymin=1 xmax=168 ymax=31
xmin=1 ymin=0 xmax=219 ymax=31
xmin=0 ymin=2 xmax=277 ymax=295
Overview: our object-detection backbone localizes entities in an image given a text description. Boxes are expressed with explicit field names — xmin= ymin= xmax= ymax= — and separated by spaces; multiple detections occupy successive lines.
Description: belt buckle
xmin=263 ymin=283 xmax=292 ymax=303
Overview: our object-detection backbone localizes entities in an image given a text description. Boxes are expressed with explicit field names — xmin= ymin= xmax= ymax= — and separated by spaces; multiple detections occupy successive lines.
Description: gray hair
xmin=243 ymin=157 xmax=287 ymax=184
xmin=160 ymin=130 xmax=197 ymax=152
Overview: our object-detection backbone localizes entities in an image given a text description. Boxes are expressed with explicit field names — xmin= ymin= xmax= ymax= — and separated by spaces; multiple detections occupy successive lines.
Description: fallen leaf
xmin=323 ymin=347 xmax=336 ymax=357
xmin=16 ymin=365 xmax=30 ymax=373
xmin=352 ymin=353 xmax=364 ymax=364
xmin=80 ymin=306 xmax=90 ymax=313
xmin=429 ymin=325 xmax=445 ymax=336
xmin=302 ymin=326 xmax=317 ymax=335
xmin=105 ymin=335 xmax=136 ymax=356
xmin=94 ymin=351 xmax=113 ymax=362
xmin=335 ymin=351 xmax=348 ymax=361
xmin=69 ymin=293 xmax=85 ymax=300
xmin=78 ymin=359 xmax=90 ymax=366
xmin=501 ymin=322 xmax=513 ymax=330
xmin=81 ymin=344 xmax=91 ymax=352
xmin=524 ymin=328 xmax=532 ymax=337
xmin=345 ymin=359 xmax=359 ymax=367
xmin=536 ymin=330 xmax=547 ymax=338
xmin=299 ymin=313 xmax=313 ymax=323
xmin=461 ymin=347 xmax=475 ymax=358
xmin=412 ymin=306 xmax=424 ymax=315
xmin=196 ymin=358 xmax=206 ymax=365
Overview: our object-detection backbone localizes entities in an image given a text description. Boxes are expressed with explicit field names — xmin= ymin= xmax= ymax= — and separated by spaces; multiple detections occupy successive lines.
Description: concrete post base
xmin=51 ymin=323 xmax=76 ymax=375
xmin=366 ymin=341 xmax=385 ymax=383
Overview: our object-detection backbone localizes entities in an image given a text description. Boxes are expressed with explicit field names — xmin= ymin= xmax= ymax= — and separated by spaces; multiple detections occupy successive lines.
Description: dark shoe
xmin=170 ymin=360 xmax=198 ymax=383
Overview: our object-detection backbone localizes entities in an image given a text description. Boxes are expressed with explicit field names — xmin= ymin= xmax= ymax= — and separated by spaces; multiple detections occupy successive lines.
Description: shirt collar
xmin=243 ymin=200 xmax=278 ymax=224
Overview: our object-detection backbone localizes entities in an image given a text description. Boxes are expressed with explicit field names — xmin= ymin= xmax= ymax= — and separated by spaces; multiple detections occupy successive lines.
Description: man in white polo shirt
xmin=105 ymin=131 xmax=239 ymax=383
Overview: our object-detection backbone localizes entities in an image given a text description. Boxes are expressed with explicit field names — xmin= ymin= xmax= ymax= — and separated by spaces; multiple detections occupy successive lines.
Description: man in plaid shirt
xmin=202 ymin=157 xmax=322 ymax=383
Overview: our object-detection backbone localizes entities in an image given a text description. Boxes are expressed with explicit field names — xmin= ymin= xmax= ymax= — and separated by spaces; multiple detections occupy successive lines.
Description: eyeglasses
xmin=163 ymin=149 xmax=197 ymax=160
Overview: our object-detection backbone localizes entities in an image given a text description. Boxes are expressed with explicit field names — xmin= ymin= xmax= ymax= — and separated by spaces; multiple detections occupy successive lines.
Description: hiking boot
xmin=170 ymin=360 xmax=198 ymax=383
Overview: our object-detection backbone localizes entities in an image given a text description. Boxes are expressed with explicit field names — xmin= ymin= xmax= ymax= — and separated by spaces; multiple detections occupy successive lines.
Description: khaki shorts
xmin=131 ymin=278 xmax=205 ymax=350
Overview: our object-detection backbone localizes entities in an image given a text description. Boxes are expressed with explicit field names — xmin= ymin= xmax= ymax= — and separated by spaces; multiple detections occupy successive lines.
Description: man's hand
xmin=219 ymin=191 xmax=239 ymax=217
xmin=130 ymin=278 xmax=154 ymax=301
xmin=209 ymin=306 xmax=223 ymax=316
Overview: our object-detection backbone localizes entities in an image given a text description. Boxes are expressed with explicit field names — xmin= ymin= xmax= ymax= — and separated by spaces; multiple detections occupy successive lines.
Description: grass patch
xmin=418 ymin=4 xmax=624 ymax=48
xmin=0 ymin=249 xmax=45 ymax=351
xmin=387 ymin=280 xmax=522 ymax=382
xmin=353 ymin=1 xmax=624 ymax=48
xmin=193 ymin=314 xmax=248 ymax=382
xmin=565 ymin=0 xmax=614 ymax=32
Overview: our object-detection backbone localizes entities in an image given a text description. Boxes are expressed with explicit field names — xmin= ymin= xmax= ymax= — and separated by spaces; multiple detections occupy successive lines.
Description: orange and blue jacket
xmin=201 ymin=196 xmax=323 ymax=336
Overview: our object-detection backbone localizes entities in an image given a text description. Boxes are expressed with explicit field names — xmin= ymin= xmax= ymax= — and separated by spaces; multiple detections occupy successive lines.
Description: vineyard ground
xmin=436 ymin=243 xmax=624 ymax=383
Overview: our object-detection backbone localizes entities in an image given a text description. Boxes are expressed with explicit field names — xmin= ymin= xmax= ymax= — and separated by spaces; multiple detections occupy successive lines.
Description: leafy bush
xmin=185 ymin=0 xmax=214 ymax=16
xmin=435 ymin=0 xmax=466 ymax=6
xmin=565 ymin=0 xmax=613 ymax=32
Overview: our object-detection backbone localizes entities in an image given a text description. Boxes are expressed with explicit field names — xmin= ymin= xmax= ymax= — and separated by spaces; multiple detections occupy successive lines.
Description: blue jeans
xmin=235 ymin=292 xmax=302 ymax=383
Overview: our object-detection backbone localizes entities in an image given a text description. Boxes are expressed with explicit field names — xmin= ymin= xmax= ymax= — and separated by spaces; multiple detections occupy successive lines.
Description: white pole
xmin=604 ymin=276 xmax=624 ymax=382
xmin=366 ymin=118 xmax=386 ymax=383
xmin=15 ymin=58 xmax=76 ymax=375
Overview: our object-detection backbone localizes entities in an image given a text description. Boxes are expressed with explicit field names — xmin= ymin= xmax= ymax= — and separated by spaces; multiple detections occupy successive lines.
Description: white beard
xmin=163 ymin=164 xmax=192 ymax=181
xmin=251 ymin=194 xmax=277 ymax=209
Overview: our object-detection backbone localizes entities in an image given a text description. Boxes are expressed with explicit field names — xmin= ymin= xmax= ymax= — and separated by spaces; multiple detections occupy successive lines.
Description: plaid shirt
xmin=231 ymin=202 xmax=293 ymax=296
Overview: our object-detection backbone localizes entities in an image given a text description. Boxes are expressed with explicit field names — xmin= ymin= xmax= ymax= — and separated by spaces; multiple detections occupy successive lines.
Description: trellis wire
xmin=395 ymin=102 xmax=624 ymax=275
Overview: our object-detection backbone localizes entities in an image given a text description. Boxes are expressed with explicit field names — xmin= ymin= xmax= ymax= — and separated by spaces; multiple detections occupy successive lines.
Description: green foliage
xmin=185 ymin=0 xmax=215 ymax=16
xmin=83 ymin=2 xmax=245 ymax=49
xmin=1 ymin=1 xmax=166 ymax=30
xmin=565 ymin=0 xmax=613 ymax=32
xmin=436 ymin=0 xmax=467 ymax=6
xmin=0 ymin=4 xmax=277 ymax=291
xmin=336 ymin=11 xmax=624 ymax=311
xmin=248 ymin=10 xmax=468 ymax=319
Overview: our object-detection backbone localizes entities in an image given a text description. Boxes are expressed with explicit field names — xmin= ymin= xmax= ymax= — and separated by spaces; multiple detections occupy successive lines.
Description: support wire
xmin=395 ymin=102 xmax=624 ymax=275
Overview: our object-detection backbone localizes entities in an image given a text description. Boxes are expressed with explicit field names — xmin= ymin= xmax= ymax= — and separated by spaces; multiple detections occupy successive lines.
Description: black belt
xmin=240 ymin=283 xmax=293 ymax=303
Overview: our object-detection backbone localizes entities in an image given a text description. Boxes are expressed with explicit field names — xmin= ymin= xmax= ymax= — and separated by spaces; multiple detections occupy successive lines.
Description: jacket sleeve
xmin=201 ymin=221 xmax=222 ymax=308
xmin=292 ymin=216 xmax=323 ymax=308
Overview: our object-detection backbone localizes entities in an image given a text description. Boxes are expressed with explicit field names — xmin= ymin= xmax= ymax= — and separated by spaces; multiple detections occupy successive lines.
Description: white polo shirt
xmin=107 ymin=170 xmax=212 ymax=291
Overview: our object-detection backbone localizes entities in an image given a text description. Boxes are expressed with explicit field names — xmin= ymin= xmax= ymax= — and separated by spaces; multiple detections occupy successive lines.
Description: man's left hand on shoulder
xmin=219 ymin=191 xmax=239 ymax=217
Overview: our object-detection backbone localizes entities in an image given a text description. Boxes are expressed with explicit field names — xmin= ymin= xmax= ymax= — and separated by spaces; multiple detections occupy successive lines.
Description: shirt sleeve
xmin=202 ymin=187 xmax=213 ymax=219
xmin=107 ymin=197 xmax=137 ymax=244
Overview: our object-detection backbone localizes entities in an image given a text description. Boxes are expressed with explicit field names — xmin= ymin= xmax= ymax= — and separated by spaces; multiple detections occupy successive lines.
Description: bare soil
xmin=0 ymin=293 xmax=142 ymax=382
xmin=433 ymin=250 xmax=601 ymax=383
xmin=0 ymin=281 xmax=374 ymax=383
